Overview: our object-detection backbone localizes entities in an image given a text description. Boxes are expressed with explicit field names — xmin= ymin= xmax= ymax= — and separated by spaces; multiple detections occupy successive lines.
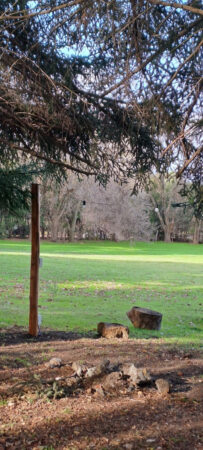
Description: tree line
xmin=0 ymin=173 xmax=202 ymax=244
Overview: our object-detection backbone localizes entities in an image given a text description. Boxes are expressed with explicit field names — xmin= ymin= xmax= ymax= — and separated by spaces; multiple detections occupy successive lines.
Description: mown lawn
xmin=0 ymin=240 xmax=202 ymax=346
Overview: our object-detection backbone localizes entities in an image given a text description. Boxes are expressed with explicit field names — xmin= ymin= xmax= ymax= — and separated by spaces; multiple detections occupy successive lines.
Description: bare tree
xmin=148 ymin=175 xmax=180 ymax=242
xmin=81 ymin=179 xmax=155 ymax=241
xmin=40 ymin=175 xmax=84 ymax=241
xmin=40 ymin=173 xmax=200 ymax=243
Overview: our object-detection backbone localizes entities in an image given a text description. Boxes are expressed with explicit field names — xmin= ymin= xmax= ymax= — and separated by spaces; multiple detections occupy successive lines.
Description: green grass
xmin=0 ymin=240 xmax=203 ymax=347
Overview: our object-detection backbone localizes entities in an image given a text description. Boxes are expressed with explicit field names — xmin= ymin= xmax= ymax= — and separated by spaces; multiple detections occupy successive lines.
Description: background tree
xmin=39 ymin=174 xmax=155 ymax=242
xmin=40 ymin=175 xmax=85 ymax=241
xmin=179 ymin=161 xmax=203 ymax=244
xmin=81 ymin=179 xmax=155 ymax=241
xmin=148 ymin=174 xmax=182 ymax=242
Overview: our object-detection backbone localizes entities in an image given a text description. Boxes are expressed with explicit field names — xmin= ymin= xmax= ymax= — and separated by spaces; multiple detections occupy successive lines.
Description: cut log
xmin=127 ymin=307 xmax=162 ymax=330
xmin=97 ymin=322 xmax=129 ymax=339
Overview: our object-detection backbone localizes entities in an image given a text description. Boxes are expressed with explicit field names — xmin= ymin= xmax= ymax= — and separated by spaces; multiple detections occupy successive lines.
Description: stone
xmin=7 ymin=401 xmax=15 ymax=407
xmin=48 ymin=357 xmax=62 ymax=368
xmin=124 ymin=444 xmax=134 ymax=450
xmin=92 ymin=385 xmax=105 ymax=397
xmin=121 ymin=364 xmax=151 ymax=385
xmin=100 ymin=359 xmax=110 ymax=372
xmin=127 ymin=385 xmax=135 ymax=393
xmin=85 ymin=366 xmax=98 ymax=378
xmin=101 ymin=372 xmax=122 ymax=390
xmin=155 ymin=378 xmax=170 ymax=394
xmin=137 ymin=390 xmax=144 ymax=398
xmin=85 ymin=361 xmax=110 ymax=378
xmin=97 ymin=322 xmax=129 ymax=339
xmin=108 ymin=362 xmax=123 ymax=372
xmin=72 ymin=362 xmax=87 ymax=377
xmin=110 ymin=439 xmax=122 ymax=446
xmin=66 ymin=377 xmax=75 ymax=387
xmin=127 ymin=306 xmax=162 ymax=330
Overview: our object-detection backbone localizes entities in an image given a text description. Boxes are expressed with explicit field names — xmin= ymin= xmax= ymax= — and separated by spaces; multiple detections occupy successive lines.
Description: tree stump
xmin=97 ymin=322 xmax=129 ymax=339
xmin=127 ymin=307 xmax=162 ymax=330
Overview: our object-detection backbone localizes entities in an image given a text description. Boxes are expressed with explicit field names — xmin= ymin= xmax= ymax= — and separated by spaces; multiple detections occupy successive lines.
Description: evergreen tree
xmin=0 ymin=0 xmax=157 ymax=188
xmin=0 ymin=165 xmax=32 ymax=214
xmin=0 ymin=1 xmax=202 ymax=195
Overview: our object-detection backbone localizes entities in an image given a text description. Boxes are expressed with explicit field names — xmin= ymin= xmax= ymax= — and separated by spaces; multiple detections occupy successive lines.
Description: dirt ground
xmin=0 ymin=326 xmax=202 ymax=450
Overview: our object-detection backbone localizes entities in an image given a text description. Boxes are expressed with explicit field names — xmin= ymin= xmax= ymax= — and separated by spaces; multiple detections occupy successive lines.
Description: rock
xmin=66 ymin=377 xmax=75 ymax=387
xmin=124 ymin=444 xmax=134 ymax=450
xmin=110 ymin=439 xmax=122 ymax=446
xmin=72 ymin=361 xmax=81 ymax=375
xmin=92 ymin=385 xmax=105 ymax=397
xmin=85 ymin=361 xmax=110 ymax=378
xmin=48 ymin=357 xmax=62 ymax=368
xmin=85 ymin=366 xmax=98 ymax=378
xmin=97 ymin=322 xmax=129 ymax=339
xmin=108 ymin=362 xmax=123 ymax=372
xmin=72 ymin=362 xmax=87 ymax=377
xmin=101 ymin=372 xmax=122 ymax=390
xmin=155 ymin=378 xmax=170 ymax=394
xmin=100 ymin=359 xmax=110 ymax=372
xmin=7 ymin=401 xmax=15 ymax=407
xmin=127 ymin=385 xmax=135 ymax=393
xmin=137 ymin=390 xmax=144 ymax=398
xmin=127 ymin=306 xmax=162 ymax=330
xmin=121 ymin=364 xmax=151 ymax=385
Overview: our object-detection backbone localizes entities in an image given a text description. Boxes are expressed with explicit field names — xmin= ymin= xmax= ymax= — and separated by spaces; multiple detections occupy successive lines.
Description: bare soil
xmin=0 ymin=326 xmax=202 ymax=450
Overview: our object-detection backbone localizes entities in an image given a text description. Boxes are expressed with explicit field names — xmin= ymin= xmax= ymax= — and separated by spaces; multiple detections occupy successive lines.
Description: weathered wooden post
xmin=29 ymin=183 xmax=40 ymax=336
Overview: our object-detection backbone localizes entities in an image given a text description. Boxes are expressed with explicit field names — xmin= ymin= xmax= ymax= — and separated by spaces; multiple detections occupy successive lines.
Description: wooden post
xmin=29 ymin=184 xmax=40 ymax=336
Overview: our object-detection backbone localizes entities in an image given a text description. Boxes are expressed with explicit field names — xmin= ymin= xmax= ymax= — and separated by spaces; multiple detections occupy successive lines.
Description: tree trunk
xmin=41 ymin=226 xmax=45 ymax=240
xmin=164 ymin=228 xmax=171 ymax=242
xmin=51 ymin=220 xmax=59 ymax=241
xmin=193 ymin=218 xmax=201 ymax=244
xmin=69 ymin=201 xmax=80 ymax=242
xmin=127 ymin=307 xmax=162 ymax=330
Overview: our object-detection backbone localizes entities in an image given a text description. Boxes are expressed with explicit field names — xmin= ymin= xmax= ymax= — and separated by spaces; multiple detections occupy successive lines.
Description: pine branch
xmin=148 ymin=0 xmax=203 ymax=17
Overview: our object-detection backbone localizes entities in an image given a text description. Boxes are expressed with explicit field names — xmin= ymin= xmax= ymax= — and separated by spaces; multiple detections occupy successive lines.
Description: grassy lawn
xmin=0 ymin=239 xmax=202 ymax=347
